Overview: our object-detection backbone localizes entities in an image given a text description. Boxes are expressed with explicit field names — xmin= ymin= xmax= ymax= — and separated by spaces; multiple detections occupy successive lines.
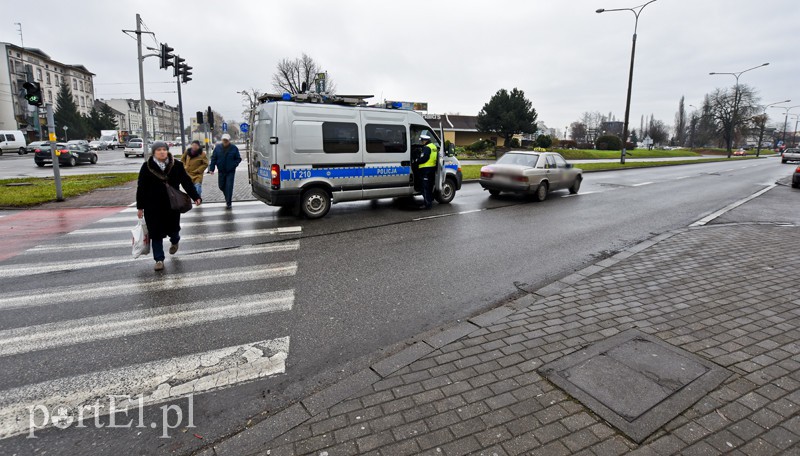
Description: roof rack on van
xmin=258 ymin=92 xmax=373 ymax=107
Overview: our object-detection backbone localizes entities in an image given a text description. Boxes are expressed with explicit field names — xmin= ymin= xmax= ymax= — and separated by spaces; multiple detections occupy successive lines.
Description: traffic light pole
xmin=45 ymin=104 xmax=63 ymax=201
xmin=176 ymin=77 xmax=186 ymax=154
xmin=135 ymin=13 xmax=149 ymax=162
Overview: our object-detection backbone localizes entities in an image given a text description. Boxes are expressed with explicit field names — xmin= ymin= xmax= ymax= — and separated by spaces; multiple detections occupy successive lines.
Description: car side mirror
xmin=565 ymin=163 xmax=573 ymax=169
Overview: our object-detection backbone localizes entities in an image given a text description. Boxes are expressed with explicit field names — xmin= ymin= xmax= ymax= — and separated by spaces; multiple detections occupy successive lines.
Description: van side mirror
xmin=447 ymin=144 xmax=456 ymax=156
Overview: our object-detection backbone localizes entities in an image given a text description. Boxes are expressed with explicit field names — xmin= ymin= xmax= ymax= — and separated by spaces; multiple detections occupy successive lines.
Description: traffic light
xmin=172 ymin=56 xmax=185 ymax=77
xmin=196 ymin=111 xmax=204 ymax=124
xmin=181 ymin=65 xmax=193 ymax=83
xmin=22 ymin=82 xmax=42 ymax=106
xmin=207 ymin=106 xmax=214 ymax=129
xmin=159 ymin=43 xmax=175 ymax=70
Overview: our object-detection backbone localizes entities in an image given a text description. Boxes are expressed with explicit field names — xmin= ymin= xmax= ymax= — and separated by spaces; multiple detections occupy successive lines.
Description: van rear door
xmin=251 ymin=104 xmax=277 ymax=201
xmin=360 ymin=111 xmax=413 ymax=198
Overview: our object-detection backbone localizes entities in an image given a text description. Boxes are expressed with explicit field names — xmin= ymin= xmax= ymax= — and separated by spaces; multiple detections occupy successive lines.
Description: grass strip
xmin=0 ymin=173 xmax=139 ymax=207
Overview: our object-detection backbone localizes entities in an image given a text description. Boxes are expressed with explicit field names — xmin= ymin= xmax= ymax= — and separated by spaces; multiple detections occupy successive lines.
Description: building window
xmin=79 ymin=81 xmax=83 ymax=92
xmin=46 ymin=72 xmax=51 ymax=85
xmin=322 ymin=122 xmax=359 ymax=153
xmin=72 ymin=79 xmax=77 ymax=90
xmin=36 ymin=69 xmax=42 ymax=81
xmin=365 ymin=124 xmax=407 ymax=153
xmin=48 ymin=90 xmax=53 ymax=102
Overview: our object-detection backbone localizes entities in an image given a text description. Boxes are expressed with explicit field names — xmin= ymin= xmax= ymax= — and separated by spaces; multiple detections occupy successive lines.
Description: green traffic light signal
xmin=22 ymin=81 xmax=43 ymax=107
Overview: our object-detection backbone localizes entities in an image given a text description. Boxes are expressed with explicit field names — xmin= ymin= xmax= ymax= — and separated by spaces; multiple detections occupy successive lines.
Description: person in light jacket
xmin=181 ymin=140 xmax=209 ymax=197
xmin=208 ymin=133 xmax=241 ymax=208
xmin=136 ymin=141 xmax=201 ymax=271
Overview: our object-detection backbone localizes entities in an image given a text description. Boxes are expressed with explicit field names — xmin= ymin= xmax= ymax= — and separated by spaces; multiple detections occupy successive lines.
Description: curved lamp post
xmin=772 ymin=104 xmax=800 ymax=149
xmin=596 ymin=0 xmax=658 ymax=164
xmin=709 ymin=63 xmax=769 ymax=157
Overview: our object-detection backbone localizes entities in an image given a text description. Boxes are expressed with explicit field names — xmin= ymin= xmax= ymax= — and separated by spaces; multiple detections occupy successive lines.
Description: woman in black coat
xmin=136 ymin=141 xmax=201 ymax=271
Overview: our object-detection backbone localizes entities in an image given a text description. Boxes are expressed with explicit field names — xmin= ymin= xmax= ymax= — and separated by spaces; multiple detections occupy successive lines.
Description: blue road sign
xmin=222 ymin=122 xmax=228 ymax=132
xmin=239 ymin=123 xmax=249 ymax=133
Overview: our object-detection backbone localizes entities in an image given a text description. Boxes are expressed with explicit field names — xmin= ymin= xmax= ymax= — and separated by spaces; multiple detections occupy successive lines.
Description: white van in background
xmin=0 ymin=131 xmax=27 ymax=155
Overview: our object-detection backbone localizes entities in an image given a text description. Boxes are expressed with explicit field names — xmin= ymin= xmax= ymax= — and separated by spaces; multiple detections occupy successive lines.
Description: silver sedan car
xmin=479 ymin=151 xmax=583 ymax=201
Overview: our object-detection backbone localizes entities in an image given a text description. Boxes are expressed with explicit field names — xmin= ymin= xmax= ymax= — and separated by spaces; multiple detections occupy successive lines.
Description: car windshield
xmin=68 ymin=144 xmax=82 ymax=150
xmin=496 ymin=153 xmax=539 ymax=167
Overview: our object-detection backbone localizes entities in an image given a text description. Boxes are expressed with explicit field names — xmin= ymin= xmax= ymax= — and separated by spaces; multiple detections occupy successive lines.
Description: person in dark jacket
xmin=136 ymin=141 xmax=202 ymax=271
xmin=207 ymin=133 xmax=241 ymax=208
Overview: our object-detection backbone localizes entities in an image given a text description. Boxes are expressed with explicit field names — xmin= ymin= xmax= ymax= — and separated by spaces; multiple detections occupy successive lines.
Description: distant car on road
xmin=67 ymin=140 xmax=90 ymax=148
xmin=733 ymin=148 xmax=747 ymax=156
xmin=24 ymin=141 xmax=50 ymax=155
xmin=89 ymin=140 xmax=107 ymax=151
xmin=124 ymin=139 xmax=148 ymax=158
xmin=479 ymin=151 xmax=583 ymax=201
xmin=793 ymin=166 xmax=800 ymax=189
xmin=781 ymin=148 xmax=800 ymax=164
xmin=35 ymin=143 xmax=97 ymax=167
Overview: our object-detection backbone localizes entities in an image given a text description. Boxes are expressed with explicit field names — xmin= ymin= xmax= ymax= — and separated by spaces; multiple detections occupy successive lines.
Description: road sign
xmin=240 ymin=123 xmax=249 ymax=133
xmin=222 ymin=122 xmax=228 ymax=132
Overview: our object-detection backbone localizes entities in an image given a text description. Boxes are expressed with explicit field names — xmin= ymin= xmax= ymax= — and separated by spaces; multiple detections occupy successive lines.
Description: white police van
xmin=249 ymin=93 xmax=463 ymax=218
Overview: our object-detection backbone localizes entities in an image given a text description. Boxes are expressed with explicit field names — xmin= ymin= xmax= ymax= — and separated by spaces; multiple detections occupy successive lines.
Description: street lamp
xmin=63 ymin=125 xmax=68 ymax=142
xmin=753 ymin=100 xmax=791 ymax=155
xmin=596 ymin=0 xmax=658 ymax=164
xmin=772 ymin=104 xmax=800 ymax=149
xmin=709 ymin=62 xmax=769 ymax=157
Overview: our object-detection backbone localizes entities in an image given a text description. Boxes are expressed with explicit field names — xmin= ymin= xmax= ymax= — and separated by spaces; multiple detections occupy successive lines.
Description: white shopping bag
xmin=131 ymin=219 xmax=150 ymax=258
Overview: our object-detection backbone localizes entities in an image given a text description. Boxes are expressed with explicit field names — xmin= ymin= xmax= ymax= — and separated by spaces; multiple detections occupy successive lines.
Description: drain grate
xmin=539 ymin=329 xmax=730 ymax=443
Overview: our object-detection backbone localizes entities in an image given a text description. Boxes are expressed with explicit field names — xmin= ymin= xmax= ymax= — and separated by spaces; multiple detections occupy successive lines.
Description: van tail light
xmin=270 ymin=164 xmax=281 ymax=187
xmin=512 ymin=175 xmax=529 ymax=183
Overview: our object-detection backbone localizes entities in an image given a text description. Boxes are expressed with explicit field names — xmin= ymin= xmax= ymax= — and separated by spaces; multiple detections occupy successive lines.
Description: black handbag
xmin=165 ymin=182 xmax=193 ymax=213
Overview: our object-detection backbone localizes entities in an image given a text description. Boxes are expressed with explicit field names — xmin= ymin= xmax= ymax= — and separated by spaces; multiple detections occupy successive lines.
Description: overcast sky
xmin=4 ymin=0 xmax=799 ymax=134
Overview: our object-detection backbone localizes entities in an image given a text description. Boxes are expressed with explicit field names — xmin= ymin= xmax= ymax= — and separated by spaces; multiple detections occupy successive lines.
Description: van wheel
xmin=435 ymin=178 xmax=457 ymax=204
xmin=19 ymin=147 xmax=26 ymax=155
xmin=300 ymin=188 xmax=331 ymax=219
xmin=534 ymin=181 xmax=548 ymax=202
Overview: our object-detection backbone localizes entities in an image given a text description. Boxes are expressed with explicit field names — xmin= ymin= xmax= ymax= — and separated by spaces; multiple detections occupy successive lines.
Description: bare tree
xmin=751 ymin=113 xmax=768 ymax=157
xmin=708 ymin=84 xmax=760 ymax=154
xmin=648 ymin=115 xmax=669 ymax=145
xmin=271 ymin=53 xmax=335 ymax=94
xmin=239 ymin=88 xmax=262 ymax=144
xmin=674 ymin=96 xmax=687 ymax=146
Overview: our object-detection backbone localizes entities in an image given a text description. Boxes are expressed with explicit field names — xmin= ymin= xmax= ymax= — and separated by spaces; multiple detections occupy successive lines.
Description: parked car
xmin=35 ymin=143 xmax=97 ymax=167
xmin=781 ymin=148 xmax=800 ymax=163
xmin=479 ymin=151 xmax=583 ymax=201
xmin=24 ymin=141 xmax=50 ymax=155
xmin=124 ymin=139 xmax=148 ymax=158
xmin=89 ymin=140 xmax=107 ymax=150
xmin=0 ymin=130 xmax=27 ymax=155
xmin=733 ymin=148 xmax=747 ymax=156
xmin=793 ymin=166 xmax=800 ymax=189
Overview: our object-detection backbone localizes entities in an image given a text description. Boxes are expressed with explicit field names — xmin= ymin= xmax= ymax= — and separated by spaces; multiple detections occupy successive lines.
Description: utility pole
xmin=45 ymin=104 xmax=63 ymax=201
xmin=135 ymin=14 xmax=149 ymax=161
xmin=14 ymin=22 xmax=24 ymax=47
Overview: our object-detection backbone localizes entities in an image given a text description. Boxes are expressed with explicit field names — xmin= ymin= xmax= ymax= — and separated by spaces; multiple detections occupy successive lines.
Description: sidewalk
xmin=199 ymin=187 xmax=800 ymax=455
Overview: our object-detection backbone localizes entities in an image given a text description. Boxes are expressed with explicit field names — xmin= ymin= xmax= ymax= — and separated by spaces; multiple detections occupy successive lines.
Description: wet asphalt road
xmin=0 ymin=157 xmax=793 ymax=455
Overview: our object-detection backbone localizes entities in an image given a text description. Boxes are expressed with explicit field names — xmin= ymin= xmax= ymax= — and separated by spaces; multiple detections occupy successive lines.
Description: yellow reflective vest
xmin=419 ymin=143 xmax=438 ymax=169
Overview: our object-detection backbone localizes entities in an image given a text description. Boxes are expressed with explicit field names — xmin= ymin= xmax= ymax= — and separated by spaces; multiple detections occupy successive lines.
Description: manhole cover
xmin=539 ymin=329 xmax=730 ymax=443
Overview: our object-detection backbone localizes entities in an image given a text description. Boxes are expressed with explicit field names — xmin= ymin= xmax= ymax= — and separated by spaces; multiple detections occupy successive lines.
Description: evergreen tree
xmin=99 ymin=103 xmax=118 ymax=130
xmin=54 ymin=82 xmax=85 ymax=140
xmin=476 ymin=88 xmax=538 ymax=153
xmin=84 ymin=107 xmax=103 ymax=139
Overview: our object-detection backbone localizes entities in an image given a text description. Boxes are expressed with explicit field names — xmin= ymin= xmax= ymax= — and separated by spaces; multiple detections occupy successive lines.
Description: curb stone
xmin=192 ymin=226 xmax=701 ymax=455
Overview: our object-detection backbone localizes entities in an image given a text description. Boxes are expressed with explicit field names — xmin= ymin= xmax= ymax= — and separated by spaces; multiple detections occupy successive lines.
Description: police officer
xmin=414 ymin=134 xmax=438 ymax=210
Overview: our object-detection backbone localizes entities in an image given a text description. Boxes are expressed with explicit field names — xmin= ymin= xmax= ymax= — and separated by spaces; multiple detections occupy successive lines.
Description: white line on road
xmin=98 ymin=205 xmax=272 ymax=223
xmin=27 ymin=227 xmax=302 ymax=252
xmin=0 ymin=263 xmax=297 ymax=311
xmin=116 ymin=200 xmax=265 ymax=213
xmin=412 ymin=208 xmax=486 ymax=222
xmin=675 ymin=176 xmax=691 ymax=180
xmin=0 ymin=291 xmax=293 ymax=357
xmin=0 ymin=337 xmax=290 ymax=440
xmin=0 ymin=241 xmax=299 ymax=278
xmin=689 ymin=184 xmax=777 ymax=227
xmin=631 ymin=182 xmax=653 ymax=187
xmin=70 ymin=215 xmax=278 ymax=235
xmin=562 ymin=191 xmax=600 ymax=198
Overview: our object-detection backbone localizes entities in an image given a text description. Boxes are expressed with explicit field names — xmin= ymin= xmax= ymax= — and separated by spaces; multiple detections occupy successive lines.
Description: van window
xmin=365 ymin=124 xmax=407 ymax=153
xmin=322 ymin=122 xmax=359 ymax=153
xmin=5 ymin=134 xmax=15 ymax=142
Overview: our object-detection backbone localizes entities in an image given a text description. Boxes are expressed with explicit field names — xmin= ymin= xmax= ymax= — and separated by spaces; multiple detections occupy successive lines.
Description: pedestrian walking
xmin=208 ymin=133 xmax=241 ymax=208
xmin=181 ymin=140 xmax=209 ymax=197
xmin=413 ymin=134 xmax=438 ymax=210
xmin=136 ymin=141 xmax=202 ymax=271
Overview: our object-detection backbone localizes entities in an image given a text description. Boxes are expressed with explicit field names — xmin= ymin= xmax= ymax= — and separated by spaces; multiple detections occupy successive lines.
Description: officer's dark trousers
xmin=419 ymin=167 xmax=435 ymax=209
xmin=218 ymin=171 xmax=235 ymax=206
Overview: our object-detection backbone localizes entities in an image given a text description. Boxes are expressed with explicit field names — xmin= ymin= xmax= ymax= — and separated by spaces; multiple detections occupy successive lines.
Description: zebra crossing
xmin=0 ymin=201 xmax=302 ymax=442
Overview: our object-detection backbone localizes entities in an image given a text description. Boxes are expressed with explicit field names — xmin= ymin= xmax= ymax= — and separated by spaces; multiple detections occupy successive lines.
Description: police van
xmin=249 ymin=93 xmax=463 ymax=218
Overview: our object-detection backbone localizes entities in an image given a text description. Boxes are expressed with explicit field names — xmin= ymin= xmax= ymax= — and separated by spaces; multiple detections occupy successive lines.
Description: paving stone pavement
xmin=199 ymin=169 xmax=256 ymax=204
xmin=202 ymin=223 xmax=800 ymax=456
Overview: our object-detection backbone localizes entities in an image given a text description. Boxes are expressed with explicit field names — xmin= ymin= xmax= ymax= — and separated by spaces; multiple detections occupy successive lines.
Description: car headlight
xmin=71 ymin=152 xmax=79 ymax=157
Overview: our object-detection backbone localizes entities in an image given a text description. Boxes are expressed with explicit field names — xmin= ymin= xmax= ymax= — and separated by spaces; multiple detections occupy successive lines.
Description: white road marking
xmin=413 ymin=213 xmax=454 ymax=221
xmin=116 ymin=201 xmax=265 ymax=213
xmin=27 ymin=227 xmax=302 ymax=252
xmin=0 ymin=263 xmax=296 ymax=311
xmin=690 ymin=184 xmax=777 ymax=227
xmin=70 ymin=215 xmax=278 ymax=235
xmin=0 ymin=241 xmax=299 ymax=278
xmin=0 ymin=337 xmax=290 ymax=440
xmin=562 ymin=191 xmax=600 ymax=198
xmin=0 ymin=291 xmax=293 ymax=357
xmin=458 ymin=209 xmax=485 ymax=215
xmin=675 ymin=176 xmax=691 ymax=180
xmin=631 ymin=182 xmax=653 ymax=187
xmin=98 ymin=206 xmax=272 ymax=223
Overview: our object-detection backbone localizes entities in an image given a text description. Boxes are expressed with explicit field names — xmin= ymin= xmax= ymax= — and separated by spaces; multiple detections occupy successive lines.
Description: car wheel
xmin=18 ymin=147 xmax=25 ymax=155
xmin=35 ymin=161 xmax=45 ymax=167
xmin=534 ymin=181 xmax=548 ymax=202
xmin=793 ymin=182 xmax=799 ymax=189
xmin=569 ymin=176 xmax=582 ymax=194
xmin=435 ymin=178 xmax=457 ymax=204
xmin=90 ymin=154 xmax=98 ymax=164
xmin=488 ymin=189 xmax=501 ymax=196
xmin=300 ymin=188 xmax=331 ymax=219
xmin=124 ymin=154 xmax=130 ymax=158
xmin=68 ymin=156 xmax=77 ymax=167
xmin=782 ymin=160 xmax=787 ymax=164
